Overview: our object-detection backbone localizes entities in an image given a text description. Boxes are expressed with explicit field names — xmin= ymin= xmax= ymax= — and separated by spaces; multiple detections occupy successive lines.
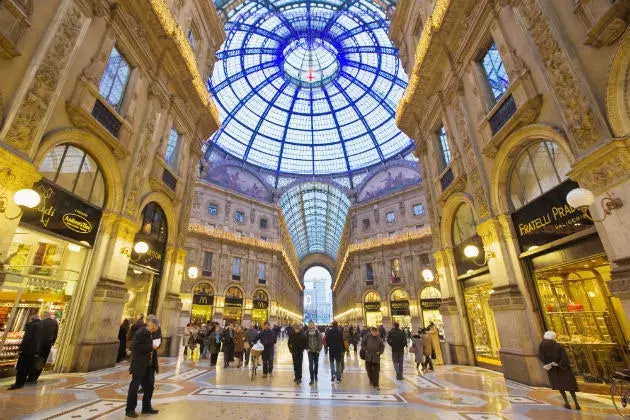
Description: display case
xmin=464 ymin=282 xmax=502 ymax=365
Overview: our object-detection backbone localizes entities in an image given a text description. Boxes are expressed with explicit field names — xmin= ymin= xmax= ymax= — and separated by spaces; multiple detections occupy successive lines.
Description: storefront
xmin=252 ymin=289 xmax=269 ymax=326
xmin=512 ymin=179 xmax=630 ymax=382
xmin=420 ymin=286 xmax=443 ymax=338
xmin=0 ymin=145 xmax=104 ymax=376
xmin=363 ymin=291 xmax=382 ymax=328
xmin=390 ymin=289 xmax=411 ymax=329
xmin=223 ymin=286 xmax=243 ymax=325
xmin=122 ymin=203 xmax=168 ymax=321
xmin=191 ymin=282 xmax=214 ymax=323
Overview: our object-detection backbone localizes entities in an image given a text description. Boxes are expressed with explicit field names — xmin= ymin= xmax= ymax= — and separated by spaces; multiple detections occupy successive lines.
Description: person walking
xmin=428 ymin=322 xmax=443 ymax=365
xmin=9 ymin=315 xmax=42 ymax=390
xmin=306 ymin=321 xmax=322 ymax=385
xmin=420 ymin=328 xmax=434 ymax=372
xmin=538 ymin=331 xmax=581 ymax=410
xmin=183 ymin=323 xmax=192 ymax=358
xmin=325 ymin=321 xmax=344 ymax=383
xmin=288 ymin=324 xmax=307 ymax=384
xmin=348 ymin=326 xmax=358 ymax=354
xmin=125 ymin=315 xmax=160 ymax=417
xmin=117 ymin=319 xmax=130 ymax=363
xmin=233 ymin=325 xmax=246 ymax=368
xmin=387 ymin=322 xmax=407 ymax=380
xmin=244 ymin=325 xmax=259 ymax=367
xmin=208 ymin=325 xmax=221 ymax=367
xmin=378 ymin=324 xmax=386 ymax=340
xmin=259 ymin=321 xmax=277 ymax=377
xmin=222 ymin=324 xmax=235 ymax=368
xmin=28 ymin=311 xmax=59 ymax=383
xmin=361 ymin=327 xmax=385 ymax=389
xmin=198 ymin=323 xmax=208 ymax=359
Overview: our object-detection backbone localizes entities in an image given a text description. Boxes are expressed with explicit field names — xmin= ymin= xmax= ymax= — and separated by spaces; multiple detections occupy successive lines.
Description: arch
xmin=390 ymin=288 xmax=410 ymax=301
xmin=192 ymin=282 xmax=214 ymax=295
xmin=363 ymin=290 xmax=381 ymax=302
xmin=607 ymin=27 xmax=630 ymax=137
xmin=300 ymin=253 xmax=335 ymax=279
xmin=137 ymin=192 xmax=178 ymax=247
xmin=225 ymin=285 xmax=244 ymax=298
xmin=420 ymin=286 xmax=441 ymax=300
xmin=490 ymin=124 xmax=576 ymax=214
xmin=439 ymin=192 xmax=477 ymax=249
xmin=253 ymin=289 xmax=269 ymax=301
xmin=34 ymin=129 xmax=124 ymax=212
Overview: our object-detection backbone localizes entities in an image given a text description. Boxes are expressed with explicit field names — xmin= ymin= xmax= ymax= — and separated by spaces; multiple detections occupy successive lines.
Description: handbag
xmin=359 ymin=348 xmax=366 ymax=360
xmin=431 ymin=348 xmax=436 ymax=360
xmin=244 ymin=341 xmax=251 ymax=350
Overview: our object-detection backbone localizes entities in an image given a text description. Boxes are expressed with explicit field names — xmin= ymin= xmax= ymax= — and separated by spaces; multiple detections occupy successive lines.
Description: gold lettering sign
xmin=518 ymin=204 xmax=587 ymax=236
xmin=62 ymin=213 xmax=93 ymax=234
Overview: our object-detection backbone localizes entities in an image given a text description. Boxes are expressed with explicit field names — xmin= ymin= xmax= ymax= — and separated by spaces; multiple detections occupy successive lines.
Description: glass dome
xmin=207 ymin=0 xmax=413 ymax=176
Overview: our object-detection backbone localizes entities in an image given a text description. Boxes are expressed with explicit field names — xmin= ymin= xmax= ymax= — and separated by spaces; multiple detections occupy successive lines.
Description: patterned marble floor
xmin=0 ymin=340 xmax=620 ymax=419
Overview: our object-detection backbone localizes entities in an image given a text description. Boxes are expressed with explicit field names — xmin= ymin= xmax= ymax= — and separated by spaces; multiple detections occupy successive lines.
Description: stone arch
xmin=34 ymin=128 xmax=124 ymax=212
xmin=362 ymin=289 xmax=381 ymax=302
xmin=300 ymin=253 xmax=335 ymax=279
xmin=136 ymin=192 xmax=178 ymax=247
xmin=439 ymin=192 xmax=477 ymax=249
xmin=192 ymin=281 xmax=214 ymax=295
xmin=389 ymin=287 xmax=410 ymax=301
xmin=489 ymin=124 xmax=576 ymax=214
xmin=224 ymin=284 xmax=244 ymax=297
xmin=607 ymin=27 xmax=630 ymax=137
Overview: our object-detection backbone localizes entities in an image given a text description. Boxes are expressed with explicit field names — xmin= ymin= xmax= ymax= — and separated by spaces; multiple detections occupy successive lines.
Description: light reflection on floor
xmin=0 ymin=340 xmax=619 ymax=419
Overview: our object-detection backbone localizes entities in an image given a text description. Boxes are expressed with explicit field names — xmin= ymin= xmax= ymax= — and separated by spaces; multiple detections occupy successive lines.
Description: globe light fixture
xmin=13 ymin=189 xmax=41 ymax=208
xmin=188 ymin=266 xmax=199 ymax=279
xmin=67 ymin=243 xmax=82 ymax=253
xmin=133 ymin=241 xmax=149 ymax=254
xmin=463 ymin=244 xmax=495 ymax=267
xmin=421 ymin=269 xmax=435 ymax=283
xmin=463 ymin=245 xmax=480 ymax=259
xmin=566 ymin=187 xmax=623 ymax=222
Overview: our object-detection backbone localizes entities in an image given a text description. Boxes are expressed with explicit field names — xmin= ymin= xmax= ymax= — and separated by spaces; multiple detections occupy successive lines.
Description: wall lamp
xmin=463 ymin=244 xmax=495 ymax=266
xmin=121 ymin=241 xmax=149 ymax=260
xmin=421 ymin=267 xmax=442 ymax=283
xmin=566 ymin=187 xmax=623 ymax=223
xmin=0 ymin=168 xmax=41 ymax=220
xmin=180 ymin=266 xmax=199 ymax=279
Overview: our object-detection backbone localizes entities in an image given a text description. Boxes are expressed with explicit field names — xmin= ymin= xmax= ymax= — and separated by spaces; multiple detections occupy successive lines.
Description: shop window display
xmin=252 ymin=289 xmax=269 ymax=326
xmin=390 ymin=289 xmax=411 ymax=329
xmin=364 ymin=291 xmax=382 ymax=328
xmin=191 ymin=283 xmax=213 ymax=324
xmin=224 ymin=286 xmax=243 ymax=325
xmin=420 ymin=286 xmax=444 ymax=338
xmin=464 ymin=282 xmax=502 ymax=366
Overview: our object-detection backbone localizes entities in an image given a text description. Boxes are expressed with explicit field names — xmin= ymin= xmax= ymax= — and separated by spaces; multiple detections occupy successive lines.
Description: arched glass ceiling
xmin=279 ymin=182 xmax=351 ymax=260
xmin=207 ymin=0 xmax=414 ymax=176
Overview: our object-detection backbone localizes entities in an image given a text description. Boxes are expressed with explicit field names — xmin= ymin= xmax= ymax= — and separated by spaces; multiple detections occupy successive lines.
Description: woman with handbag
xmin=538 ymin=331 xmax=580 ymax=410
xmin=360 ymin=327 xmax=385 ymax=390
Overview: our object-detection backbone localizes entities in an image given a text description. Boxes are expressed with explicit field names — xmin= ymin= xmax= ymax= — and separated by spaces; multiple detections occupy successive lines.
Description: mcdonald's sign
xmin=193 ymin=294 xmax=214 ymax=305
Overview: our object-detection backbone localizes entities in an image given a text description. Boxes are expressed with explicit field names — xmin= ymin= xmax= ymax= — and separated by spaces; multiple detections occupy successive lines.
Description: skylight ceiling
xmin=207 ymin=0 xmax=413 ymax=177
xmin=279 ymin=182 xmax=351 ymax=260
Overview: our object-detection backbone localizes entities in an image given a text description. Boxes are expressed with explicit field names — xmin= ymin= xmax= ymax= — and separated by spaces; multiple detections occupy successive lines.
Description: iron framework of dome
xmin=206 ymin=0 xmax=413 ymax=177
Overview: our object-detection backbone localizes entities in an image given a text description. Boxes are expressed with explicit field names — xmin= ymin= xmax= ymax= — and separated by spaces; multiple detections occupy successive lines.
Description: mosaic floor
xmin=0 ymin=340 xmax=619 ymax=419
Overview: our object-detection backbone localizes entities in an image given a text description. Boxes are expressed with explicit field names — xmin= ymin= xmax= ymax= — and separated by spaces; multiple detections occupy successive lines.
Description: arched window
xmin=508 ymin=141 xmax=570 ymax=210
xmin=365 ymin=291 xmax=380 ymax=302
xmin=452 ymin=203 xmax=476 ymax=246
xmin=226 ymin=286 xmax=243 ymax=298
xmin=39 ymin=144 xmax=105 ymax=208
xmin=253 ymin=290 xmax=268 ymax=301
xmin=193 ymin=283 xmax=213 ymax=295
xmin=420 ymin=287 xmax=441 ymax=300
xmin=391 ymin=289 xmax=410 ymax=301
xmin=139 ymin=203 xmax=168 ymax=243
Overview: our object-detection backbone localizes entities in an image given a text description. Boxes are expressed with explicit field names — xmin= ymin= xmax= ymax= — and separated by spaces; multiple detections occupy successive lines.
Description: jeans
xmin=392 ymin=351 xmax=404 ymax=378
xmin=365 ymin=361 xmax=380 ymax=386
xmin=126 ymin=366 xmax=155 ymax=413
xmin=307 ymin=351 xmax=319 ymax=380
xmin=329 ymin=353 xmax=342 ymax=381
xmin=422 ymin=355 xmax=433 ymax=370
xmin=292 ymin=351 xmax=303 ymax=380
xmin=262 ymin=348 xmax=274 ymax=374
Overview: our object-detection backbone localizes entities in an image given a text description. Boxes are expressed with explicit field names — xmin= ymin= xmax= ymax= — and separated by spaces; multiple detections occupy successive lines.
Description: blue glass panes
xmin=206 ymin=0 xmax=414 ymax=176
xmin=99 ymin=46 xmax=131 ymax=111
xmin=437 ymin=125 xmax=452 ymax=169
xmin=482 ymin=42 xmax=510 ymax=102
xmin=208 ymin=204 xmax=218 ymax=215
xmin=235 ymin=210 xmax=245 ymax=223
xmin=413 ymin=204 xmax=424 ymax=216
xmin=279 ymin=182 xmax=351 ymax=259
xmin=165 ymin=127 xmax=180 ymax=169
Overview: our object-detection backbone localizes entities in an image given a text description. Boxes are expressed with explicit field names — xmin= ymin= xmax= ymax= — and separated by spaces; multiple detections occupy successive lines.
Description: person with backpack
xmin=361 ymin=327 xmax=385 ymax=389
xmin=305 ymin=321 xmax=322 ymax=385
xmin=387 ymin=322 xmax=407 ymax=380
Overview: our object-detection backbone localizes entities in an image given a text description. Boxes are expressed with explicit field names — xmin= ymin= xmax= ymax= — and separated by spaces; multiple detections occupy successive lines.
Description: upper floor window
xmin=208 ymin=203 xmax=218 ymax=216
xmin=386 ymin=211 xmax=396 ymax=224
xmin=232 ymin=257 xmax=241 ymax=280
xmin=436 ymin=125 xmax=452 ymax=171
xmin=452 ymin=203 xmax=477 ymax=246
xmin=259 ymin=218 xmax=268 ymax=229
xmin=202 ymin=251 xmax=213 ymax=276
xmin=480 ymin=41 xmax=510 ymax=103
xmin=508 ymin=141 xmax=570 ymax=210
xmin=391 ymin=258 xmax=401 ymax=283
xmin=366 ymin=263 xmax=375 ymax=281
xmin=165 ymin=127 xmax=181 ymax=170
xmin=258 ymin=262 xmax=266 ymax=284
xmin=235 ymin=211 xmax=245 ymax=223
xmin=413 ymin=204 xmax=424 ymax=216
xmin=186 ymin=26 xmax=199 ymax=52
xmin=99 ymin=46 xmax=131 ymax=111
xmin=362 ymin=218 xmax=371 ymax=230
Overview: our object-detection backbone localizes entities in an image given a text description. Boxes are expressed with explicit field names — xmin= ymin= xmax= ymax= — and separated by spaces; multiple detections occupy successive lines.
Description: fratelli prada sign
xmin=512 ymin=180 xmax=593 ymax=252
xmin=21 ymin=179 xmax=102 ymax=246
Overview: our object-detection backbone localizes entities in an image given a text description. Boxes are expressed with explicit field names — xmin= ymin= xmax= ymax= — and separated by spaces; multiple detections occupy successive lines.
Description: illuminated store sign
xmin=420 ymin=299 xmax=442 ymax=311
xmin=21 ymin=179 xmax=102 ymax=246
xmin=512 ymin=181 xmax=593 ymax=252
xmin=253 ymin=300 xmax=269 ymax=309
xmin=364 ymin=302 xmax=381 ymax=312
xmin=193 ymin=294 xmax=214 ymax=306
xmin=225 ymin=297 xmax=243 ymax=307
xmin=390 ymin=300 xmax=410 ymax=316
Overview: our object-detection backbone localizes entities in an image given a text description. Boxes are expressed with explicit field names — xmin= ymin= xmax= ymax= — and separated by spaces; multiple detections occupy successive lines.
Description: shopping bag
xmin=47 ymin=347 xmax=57 ymax=364
xmin=252 ymin=341 xmax=264 ymax=352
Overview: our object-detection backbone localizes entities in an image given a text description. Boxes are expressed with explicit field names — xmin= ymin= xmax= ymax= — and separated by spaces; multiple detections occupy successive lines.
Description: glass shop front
xmin=420 ymin=286 xmax=444 ymax=338
xmin=223 ymin=286 xmax=243 ymax=326
xmin=390 ymin=289 xmax=412 ymax=329
xmin=363 ymin=291 xmax=382 ymax=328
xmin=252 ymin=290 xmax=269 ymax=326
xmin=191 ymin=282 xmax=214 ymax=324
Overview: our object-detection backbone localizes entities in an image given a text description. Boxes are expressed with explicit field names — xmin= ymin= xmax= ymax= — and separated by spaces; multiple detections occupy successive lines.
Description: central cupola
xmin=282 ymin=37 xmax=340 ymax=88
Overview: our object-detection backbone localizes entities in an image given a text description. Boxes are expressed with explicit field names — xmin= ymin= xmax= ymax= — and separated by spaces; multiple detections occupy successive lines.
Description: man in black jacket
xmin=28 ymin=311 xmax=58 ymax=383
xmin=9 ymin=315 xmax=42 ymax=390
xmin=126 ymin=315 xmax=160 ymax=418
xmin=387 ymin=322 xmax=407 ymax=380
xmin=287 ymin=324 xmax=307 ymax=384
xmin=325 ymin=321 xmax=344 ymax=383
xmin=259 ymin=321 xmax=277 ymax=376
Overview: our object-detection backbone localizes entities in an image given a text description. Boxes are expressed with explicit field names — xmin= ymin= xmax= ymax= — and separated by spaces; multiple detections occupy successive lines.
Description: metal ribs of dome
xmin=206 ymin=0 xmax=413 ymax=177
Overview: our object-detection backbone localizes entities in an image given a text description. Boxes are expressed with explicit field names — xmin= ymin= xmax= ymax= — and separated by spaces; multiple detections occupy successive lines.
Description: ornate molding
xmin=438 ymin=172 xmax=467 ymax=205
xmin=606 ymin=27 xmax=630 ymax=138
xmin=439 ymin=297 xmax=459 ymax=315
xmin=93 ymin=277 xmax=128 ymax=301
xmin=487 ymin=284 xmax=525 ymax=311
xmin=608 ymin=257 xmax=630 ymax=300
xmin=0 ymin=146 xmax=41 ymax=190
xmin=568 ymin=137 xmax=630 ymax=195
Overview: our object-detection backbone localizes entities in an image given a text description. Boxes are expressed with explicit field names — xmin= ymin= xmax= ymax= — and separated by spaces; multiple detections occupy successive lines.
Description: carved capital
xmin=568 ymin=137 xmax=630 ymax=195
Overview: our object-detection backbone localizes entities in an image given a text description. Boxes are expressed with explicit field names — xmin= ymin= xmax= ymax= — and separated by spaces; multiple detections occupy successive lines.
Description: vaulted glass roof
xmin=279 ymin=182 xmax=351 ymax=259
xmin=206 ymin=0 xmax=413 ymax=176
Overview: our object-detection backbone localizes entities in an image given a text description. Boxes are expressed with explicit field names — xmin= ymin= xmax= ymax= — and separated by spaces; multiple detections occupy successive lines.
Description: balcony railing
xmin=92 ymin=99 xmax=122 ymax=138
xmin=161 ymin=168 xmax=177 ymax=191
xmin=440 ymin=167 xmax=454 ymax=191
xmin=489 ymin=94 xmax=516 ymax=135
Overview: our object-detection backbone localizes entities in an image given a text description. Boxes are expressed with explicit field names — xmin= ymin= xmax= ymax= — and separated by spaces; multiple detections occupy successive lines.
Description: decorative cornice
xmin=568 ymin=137 xmax=630 ymax=195
xmin=438 ymin=172 xmax=467 ymax=205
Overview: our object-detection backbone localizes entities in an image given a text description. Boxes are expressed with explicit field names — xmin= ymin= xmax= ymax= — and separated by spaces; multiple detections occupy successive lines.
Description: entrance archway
xmin=252 ymin=289 xmax=269 ymax=326
xmin=224 ymin=286 xmax=243 ymax=325
xmin=191 ymin=282 xmax=214 ymax=323
xmin=363 ymin=291 xmax=382 ymax=328
xmin=390 ymin=289 xmax=411 ymax=329
xmin=303 ymin=266 xmax=332 ymax=325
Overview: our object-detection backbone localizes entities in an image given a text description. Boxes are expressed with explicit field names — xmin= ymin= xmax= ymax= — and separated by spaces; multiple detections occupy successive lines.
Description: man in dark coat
xmin=28 ymin=311 xmax=58 ymax=383
xmin=361 ymin=327 xmax=385 ymax=389
xmin=538 ymin=331 xmax=580 ymax=410
xmin=9 ymin=315 xmax=42 ymax=390
xmin=128 ymin=313 xmax=145 ymax=345
xmin=378 ymin=325 xmax=386 ymax=340
xmin=325 ymin=321 xmax=344 ymax=383
xmin=259 ymin=321 xmax=277 ymax=376
xmin=126 ymin=315 xmax=160 ymax=418
xmin=387 ymin=322 xmax=407 ymax=380
xmin=287 ymin=324 xmax=307 ymax=384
